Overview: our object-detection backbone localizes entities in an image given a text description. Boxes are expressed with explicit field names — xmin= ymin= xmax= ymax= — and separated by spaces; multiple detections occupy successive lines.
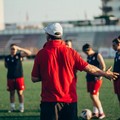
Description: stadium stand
xmin=93 ymin=31 xmax=120 ymax=49
xmin=0 ymin=34 xmax=46 ymax=55
xmin=0 ymin=25 xmax=120 ymax=58
xmin=64 ymin=32 xmax=95 ymax=52
xmin=0 ymin=35 xmax=11 ymax=54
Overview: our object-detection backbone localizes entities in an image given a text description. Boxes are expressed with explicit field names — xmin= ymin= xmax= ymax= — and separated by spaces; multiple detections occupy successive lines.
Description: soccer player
xmin=112 ymin=38 xmax=120 ymax=107
xmin=82 ymin=43 xmax=106 ymax=119
xmin=4 ymin=44 xmax=31 ymax=112
xmin=65 ymin=39 xmax=72 ymax=48
xmin=31 ymin=23 xmax=119 ymax=120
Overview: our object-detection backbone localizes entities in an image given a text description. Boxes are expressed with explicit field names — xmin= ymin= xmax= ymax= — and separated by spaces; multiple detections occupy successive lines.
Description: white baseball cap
xmin=44 ymin=23 xmax=63 ymax=37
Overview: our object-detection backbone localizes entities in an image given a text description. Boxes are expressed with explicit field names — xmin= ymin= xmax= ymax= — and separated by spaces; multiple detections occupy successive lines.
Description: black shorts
xmin=40 ymin=102 xmax=78 ymax=120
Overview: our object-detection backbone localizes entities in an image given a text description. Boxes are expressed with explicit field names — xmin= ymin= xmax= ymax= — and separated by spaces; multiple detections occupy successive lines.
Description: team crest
xmin=118 ymin=56 xmax=120 ymax=60
xmin=7 ymin=58 xmax=9 ymax=61
xmin=16 ymin=56 xmax=19 ymax=59
xmin=92 ymin=57 xmax=95 ymax=60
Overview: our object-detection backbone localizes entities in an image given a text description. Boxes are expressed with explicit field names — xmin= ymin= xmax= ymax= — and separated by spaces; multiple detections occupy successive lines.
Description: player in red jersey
xmin=112 ymin=38 xmax=120 ymax=107
xmin=5 ymin=44 xmax=31 ymax=112
xmin=82 ymin=44 xmax=106 ymax=119
xmin=31 ymin=23 xmax=119 ymax=120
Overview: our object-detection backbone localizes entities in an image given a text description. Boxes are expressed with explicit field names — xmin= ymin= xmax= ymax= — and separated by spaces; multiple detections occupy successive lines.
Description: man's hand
xmin=84 ymin=64 xmax=119 ymax=81
xmin=105 ymin=66 xmax=119 ymax=81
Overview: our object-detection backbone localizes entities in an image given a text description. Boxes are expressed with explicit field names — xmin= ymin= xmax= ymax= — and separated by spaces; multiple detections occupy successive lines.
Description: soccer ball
xmin=80 ymin=109 xmax=92 ymax=120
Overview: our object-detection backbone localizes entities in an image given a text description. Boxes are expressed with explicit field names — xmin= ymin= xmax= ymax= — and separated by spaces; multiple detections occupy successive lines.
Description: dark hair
xmin=10 ymin=43 xmax=17 ymax=48
xmin=47 ymin=33 xmax=62 ymax=40
xmin=112 ymin=38 xmax=120 ymax=44
xmin=82 ymin=43 xmax=91 ymax=52
xmin=54 ymin=32 xmax=61 ymax=36
xmin=65 ymin=39 xmax=72 ymax=43
xmin=118 ymin=36 xmax=120 ymax=39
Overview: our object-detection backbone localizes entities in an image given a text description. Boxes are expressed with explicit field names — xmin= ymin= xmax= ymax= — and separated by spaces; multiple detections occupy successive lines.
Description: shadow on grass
xmin=117 ymin=118 xmax=120 ymax=120
xmin=0 ymin=109 xmax=39 ymax=113
xmin=0 ymin=116 xmax=40 ymax=120
xmin=78 ymin=116 xmax=98 ymax=120
xmin=78 ymin=116 xmax=86 ymax=120
xmin=0 ymin=110 xmax=8 ymax=113
xmin=0 ymin=109 xmax=40 ymax=120
xmin=78 ymin=117 xmax=83 ymax=120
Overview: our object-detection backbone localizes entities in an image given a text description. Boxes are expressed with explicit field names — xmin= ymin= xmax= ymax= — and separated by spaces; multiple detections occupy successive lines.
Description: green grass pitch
xmin=0 ymin=59 xmax=120 ymax=120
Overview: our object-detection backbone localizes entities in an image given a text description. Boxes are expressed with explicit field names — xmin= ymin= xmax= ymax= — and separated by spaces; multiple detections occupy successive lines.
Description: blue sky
xmin=4 ymin=0 xmax=102 ymax=23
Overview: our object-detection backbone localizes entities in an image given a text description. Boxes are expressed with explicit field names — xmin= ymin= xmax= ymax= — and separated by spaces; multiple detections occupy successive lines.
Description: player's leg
xmin=16 ymin=77 xmax=25 ymax=112
xmin=7 ymin=80 xmax=16 ymax=112
xmin=94 ymin=80 xmax=105 ymax=119
xmin=113 ymin=79 xmax=120 ymax=107
xmin=58 ymin=102 xmax=78 ymax=120
xmin=87 ymin=81 xmax=98 ymax=117
xmin=8 ymin=90 xmax=16 ymax=112
xmin=17 ymin=90 xmax=24 ymax=112
xmin=10 ymin=90 xmax=15 ymax=103
xmin=117 ymin=94 xmax=120 ymax=107
xmin=113 ymin=78 xmax=120 ymax=106
xmin=40 ymin=102 xmax=58 ymax=120
xmin=40 ymin=102 xmax=78 ymax=120
xmin=89 ymin=80 xmax=105 ymax=119
xmin=90 ymin=93 xmax=105 ymax=119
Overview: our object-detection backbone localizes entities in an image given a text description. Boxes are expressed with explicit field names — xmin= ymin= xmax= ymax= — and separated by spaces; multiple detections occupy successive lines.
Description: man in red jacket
xmin=31 ymin=23 xmax=119 ymax=120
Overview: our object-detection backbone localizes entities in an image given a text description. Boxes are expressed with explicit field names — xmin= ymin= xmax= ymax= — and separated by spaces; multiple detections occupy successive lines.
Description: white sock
xmin=98 ymin=107 xmax=104 ymax=114
xmin=19 ymin=103 xmax=24 ymax=109
xmin=93 ymin=106 xmax=98 ymax=113
xmin=10 ymin=103 xmax=15 ymax=108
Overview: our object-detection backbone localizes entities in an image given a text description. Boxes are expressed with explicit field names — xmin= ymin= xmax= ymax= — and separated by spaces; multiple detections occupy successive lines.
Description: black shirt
xmin=5 ymin=53 xmax=23 ymax=79
xmin=113 ymin=52 xmax=120 ymax=73
xmin=86 ymin=53 xmax=100 ymax=82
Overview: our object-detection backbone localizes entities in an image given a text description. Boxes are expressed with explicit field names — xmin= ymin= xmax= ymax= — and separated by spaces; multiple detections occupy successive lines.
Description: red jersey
xmin=32 ymin=40 xmax=88 ymax=103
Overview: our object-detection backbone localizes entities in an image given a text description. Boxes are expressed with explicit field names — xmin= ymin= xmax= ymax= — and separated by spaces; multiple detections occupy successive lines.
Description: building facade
xmin=0 ymin=0 xmax=5 ymax=30
xmin=101 ymin=0 xmax=120 ymax=18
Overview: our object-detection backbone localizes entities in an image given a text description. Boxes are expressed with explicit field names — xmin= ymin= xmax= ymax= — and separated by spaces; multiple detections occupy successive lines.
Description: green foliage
xmin=0 ymin=59 xmax=120 ymax=120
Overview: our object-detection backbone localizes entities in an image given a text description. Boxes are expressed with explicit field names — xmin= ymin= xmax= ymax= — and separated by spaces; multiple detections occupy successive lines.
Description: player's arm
xmin=4 ymin=61 xmax=8 ymax=68
xmin=31 ymin=53 xmax=41 ymax=83
xmin=4 ymin=57 xmax=8 ymax=68
xmin=14 ymin=45 xmax=32 ymax=57
xmin=84 ymin=64 xmax=119 ymax=81
xmin=32 ymin=76 xmax=41 ymax=83
xmin=96 ymin=53 xmax=106 ymax=80
xmin=97 ymin=53 xmax=106 ymax=71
